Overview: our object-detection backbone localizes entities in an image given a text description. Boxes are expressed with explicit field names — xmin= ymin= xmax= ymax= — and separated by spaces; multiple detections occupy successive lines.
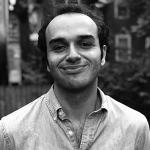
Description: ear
xmin=101 ymin=45 xmax=107 ymax=66
xmin=47 ymin=65 xmax=50 ymax=72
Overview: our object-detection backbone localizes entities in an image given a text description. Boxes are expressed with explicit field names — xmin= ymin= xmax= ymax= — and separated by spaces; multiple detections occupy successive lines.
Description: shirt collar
xmin=45 ymin=85 xmax=62 ymax=121
xmin=45 ymin=85 xmax=109 ymax=121
xmin=97 ymin=87 xmax=109 ymax=111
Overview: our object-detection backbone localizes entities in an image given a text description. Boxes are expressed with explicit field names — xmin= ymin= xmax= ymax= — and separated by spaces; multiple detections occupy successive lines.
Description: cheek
xmin=84 ymin=48 xmax=101 ymax=63
xmin=47 ymin=52 xmax=65 ymax=70
xmin=47 ymin=54 xmax=57 ymax=69
xmin=88 ymin=49 xmax=101 ymax=71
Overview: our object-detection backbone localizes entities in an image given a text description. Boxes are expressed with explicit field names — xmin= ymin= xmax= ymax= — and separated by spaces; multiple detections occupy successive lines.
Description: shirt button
xmin=59 ymin=110 xmax=63 ymax=116
xmin=53 ymin=116 xmax=57 ymax=121
xmin=68 ymin=130 xmax=74 ymax=136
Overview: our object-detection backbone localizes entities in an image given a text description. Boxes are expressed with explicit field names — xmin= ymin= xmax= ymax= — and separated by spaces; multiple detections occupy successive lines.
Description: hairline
xmin=45 ymin=12 xmax=99 ymax=45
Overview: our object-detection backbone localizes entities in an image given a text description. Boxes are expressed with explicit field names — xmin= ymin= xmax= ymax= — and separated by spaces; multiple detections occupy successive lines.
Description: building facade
xmin=0 ymin=0 xmax=148 ymax=85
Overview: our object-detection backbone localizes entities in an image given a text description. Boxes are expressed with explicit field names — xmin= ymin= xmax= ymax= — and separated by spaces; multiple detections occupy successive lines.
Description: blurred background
xmin=0 ymin=0 xmax=150 ymax=124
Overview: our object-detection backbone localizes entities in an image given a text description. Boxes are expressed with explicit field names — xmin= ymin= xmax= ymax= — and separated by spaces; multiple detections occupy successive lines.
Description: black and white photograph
xmin=0 ymin=0 xmax=150 ymax=149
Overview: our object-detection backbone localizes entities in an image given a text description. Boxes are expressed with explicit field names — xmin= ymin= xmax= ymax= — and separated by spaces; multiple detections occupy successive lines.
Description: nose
xmin=66 ymin=43 xmax=81 ymax=63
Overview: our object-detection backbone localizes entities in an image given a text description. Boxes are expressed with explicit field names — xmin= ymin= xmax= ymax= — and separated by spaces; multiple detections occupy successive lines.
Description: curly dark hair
xmin=38 ymin=4 xmax=109 ymax=65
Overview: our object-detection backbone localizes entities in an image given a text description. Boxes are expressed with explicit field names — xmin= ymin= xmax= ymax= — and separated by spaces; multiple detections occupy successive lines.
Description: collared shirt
xmin=0 ymin=86 xmax=150 ymax=150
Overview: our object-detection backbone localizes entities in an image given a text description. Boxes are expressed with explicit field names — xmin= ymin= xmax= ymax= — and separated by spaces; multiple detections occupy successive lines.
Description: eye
xmin=79 ymin=40 xmax=95 ymax=49
xmin=51 ymin=44 xmax=67 ymax=52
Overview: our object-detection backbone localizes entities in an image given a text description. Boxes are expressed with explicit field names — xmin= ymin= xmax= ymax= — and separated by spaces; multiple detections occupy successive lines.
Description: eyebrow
xmin=49 ymin=35 xmax=95 ymax=45
xmin=49 ymin=38 xmax=67 ymax=45
xmin=77 ymin=35 xmax=95 ymax=40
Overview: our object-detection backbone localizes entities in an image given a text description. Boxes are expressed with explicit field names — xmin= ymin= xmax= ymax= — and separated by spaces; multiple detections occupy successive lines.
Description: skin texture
xmin=46 ymin=13 xmax=106 ymax=92
xmin=45 ymin=13 xmax=106 ymax=146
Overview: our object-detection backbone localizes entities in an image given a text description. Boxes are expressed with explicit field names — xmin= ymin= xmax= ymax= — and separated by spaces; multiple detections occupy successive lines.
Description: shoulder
xmin=106 ymin=95 xmax=149 ymax=128
xmin=107 ymin=95 xmax=150 ymax=149
xmin=0 ymin=94 xmax=46 ymax=135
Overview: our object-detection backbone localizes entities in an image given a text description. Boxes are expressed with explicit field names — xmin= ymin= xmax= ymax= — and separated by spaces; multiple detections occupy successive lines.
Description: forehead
xmin=45 ymin=13 xmax=98 ymax=41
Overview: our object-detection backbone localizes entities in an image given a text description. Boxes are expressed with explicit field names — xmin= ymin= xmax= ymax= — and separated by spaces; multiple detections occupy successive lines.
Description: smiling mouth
xmin=60 ymin=65 xmax=87 ymax=74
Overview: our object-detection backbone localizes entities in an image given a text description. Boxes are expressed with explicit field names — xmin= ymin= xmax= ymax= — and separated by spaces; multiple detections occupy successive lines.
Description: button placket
xmin=66 ymin=124 xmax=80 ymax=148
xmin=68 ymin=130 xmax=74 ymax=137
xmin=57 ymin=117 xmax=79 ymax=148
xmin=80 ymin=116 xmax=98 ymax=150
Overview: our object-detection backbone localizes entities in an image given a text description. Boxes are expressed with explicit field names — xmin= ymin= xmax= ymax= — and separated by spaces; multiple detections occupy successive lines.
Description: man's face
xmin=46 ymin=13 xmax=106 ymax=90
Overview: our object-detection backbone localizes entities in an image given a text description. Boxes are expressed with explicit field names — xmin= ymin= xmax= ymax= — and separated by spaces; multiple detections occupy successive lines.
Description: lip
xmin=60 ymin=65 xmax=88 ymax=74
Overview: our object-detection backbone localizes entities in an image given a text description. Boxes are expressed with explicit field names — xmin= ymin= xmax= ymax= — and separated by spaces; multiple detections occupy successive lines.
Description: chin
xmin=53 ymin=71 xmax=98 ymax=91
xmin=62 ymin=84 xmax=88 ymax=92
xmin=58 ymin=78 xmax=96 ymax=92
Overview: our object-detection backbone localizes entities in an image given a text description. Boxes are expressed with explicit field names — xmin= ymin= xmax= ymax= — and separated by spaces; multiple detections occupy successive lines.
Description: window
xmin=66 ymin=0 xmax=80 ymax=4
xmin=145 ymin=37 xmax=150 ymax=50
xmin=115 ymin=34 xmax=132 ymax=62
xmin=114 ymin=2 xmax=129 ymax=19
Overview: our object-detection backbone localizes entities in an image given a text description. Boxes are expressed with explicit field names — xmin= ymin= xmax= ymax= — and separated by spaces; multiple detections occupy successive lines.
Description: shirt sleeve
xmin=135 ymin=116 xmax=150 ymax=150
xmin=0 ymin=120 xmax=12 ymax=150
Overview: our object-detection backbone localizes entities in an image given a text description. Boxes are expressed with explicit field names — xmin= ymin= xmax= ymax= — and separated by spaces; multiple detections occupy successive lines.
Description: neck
xmin=54 ymin=80 xmax=99 ymax=121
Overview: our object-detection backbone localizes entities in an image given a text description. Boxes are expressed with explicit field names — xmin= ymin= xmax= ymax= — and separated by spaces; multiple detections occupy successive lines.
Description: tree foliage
xmin=21 ymin=44 xmax=52 ymax=85
xmin=99 ymin=50 xmax=150 ymax=122
xmin=128 ymin=0 xmax=150 ymax=36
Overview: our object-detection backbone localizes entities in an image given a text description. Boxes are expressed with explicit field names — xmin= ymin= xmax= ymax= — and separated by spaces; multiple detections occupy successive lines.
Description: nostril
xmin=66 ymin=55 xmax=81 ymax=63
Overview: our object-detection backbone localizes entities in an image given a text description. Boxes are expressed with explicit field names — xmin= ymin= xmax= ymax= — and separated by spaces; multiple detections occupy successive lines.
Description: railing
xmin=0 ymin=85 xmax=49 ymax=118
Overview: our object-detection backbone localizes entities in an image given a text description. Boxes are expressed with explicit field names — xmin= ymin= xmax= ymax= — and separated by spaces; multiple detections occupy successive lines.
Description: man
xmin=0 ymin=4 xmax=150 ymax=150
